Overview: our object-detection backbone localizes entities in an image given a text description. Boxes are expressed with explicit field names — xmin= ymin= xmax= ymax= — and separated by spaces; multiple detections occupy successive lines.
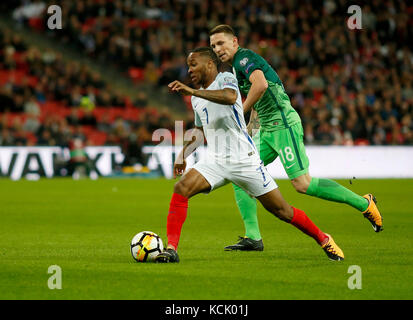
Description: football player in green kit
xmin=209 ymin=25 xmax=383 ymax=251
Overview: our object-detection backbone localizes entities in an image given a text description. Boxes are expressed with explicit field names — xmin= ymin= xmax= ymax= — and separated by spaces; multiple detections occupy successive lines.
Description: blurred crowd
xmin=0 ymin=26 xmax=175 ymax=165
xmin=0 ymin=0 xmax=412 ymax=154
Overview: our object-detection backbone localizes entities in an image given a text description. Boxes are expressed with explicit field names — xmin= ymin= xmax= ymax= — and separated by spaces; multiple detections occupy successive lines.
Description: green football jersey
xmin=232 ymin=47 xmax=301 ymax=131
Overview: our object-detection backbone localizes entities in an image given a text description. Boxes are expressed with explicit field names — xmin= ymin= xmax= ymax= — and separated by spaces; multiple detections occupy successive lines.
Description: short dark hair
xmin=209 ymin=24 xmax=236 ymax=37
xmin=190 ymin=47 xmax=219 ymax=67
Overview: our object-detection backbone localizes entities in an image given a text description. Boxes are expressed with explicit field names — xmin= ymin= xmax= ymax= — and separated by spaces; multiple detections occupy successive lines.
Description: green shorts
xmin=252 ymin=123 xmax=309 ymax=179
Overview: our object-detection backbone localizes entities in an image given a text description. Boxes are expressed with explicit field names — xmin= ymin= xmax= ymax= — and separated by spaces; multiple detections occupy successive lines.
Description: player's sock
xmin=290 ymin=207 xmax=328 ymax=245
xmin=232 ymin=184 xmax=261 ymax=240
xmin=166 ymin=193 xmax=188 ymax=250
xmin=306 ymin=178 xmax=369 ymax=212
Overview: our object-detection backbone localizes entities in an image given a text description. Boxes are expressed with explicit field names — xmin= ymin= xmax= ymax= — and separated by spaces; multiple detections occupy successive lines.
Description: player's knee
xmin=292 ymin=180 xmax=309 ymax=194
xmin=263 ymin=202 xmax=292 ymax=222
xmin=273 ymin=205 xmax=293 ymax=222
xmin=173 ymin=181 xmax=190 ymax=198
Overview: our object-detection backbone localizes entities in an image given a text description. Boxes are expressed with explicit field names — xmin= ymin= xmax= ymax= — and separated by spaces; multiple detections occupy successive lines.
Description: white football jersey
xmin=191 ymin=72 xmax=257 ymax=164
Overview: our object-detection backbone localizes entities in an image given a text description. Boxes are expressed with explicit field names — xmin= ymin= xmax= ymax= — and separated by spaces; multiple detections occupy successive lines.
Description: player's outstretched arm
xmin=168 ymin=80 xmax=237 ymax=105
xmin=192 ymin=88 xmax=237 ymax=105
xmin=243 ymin=70 xmax=268 ymax=113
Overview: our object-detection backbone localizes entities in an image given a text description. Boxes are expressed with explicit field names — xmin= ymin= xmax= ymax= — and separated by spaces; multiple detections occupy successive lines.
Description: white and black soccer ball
xmin=131 ymin=231 xmax=164 ymax=262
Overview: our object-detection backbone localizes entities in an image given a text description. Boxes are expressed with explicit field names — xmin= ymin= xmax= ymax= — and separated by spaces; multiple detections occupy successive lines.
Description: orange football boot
xmin=362 ymin=194 xmax=383 ymax=232
xmin=321 ymin=234 xmax=344 ymax=261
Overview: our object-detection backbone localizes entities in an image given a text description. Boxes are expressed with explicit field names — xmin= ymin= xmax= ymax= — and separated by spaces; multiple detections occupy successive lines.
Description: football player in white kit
xmin=155 ymin=47 xmax=344 ymax=263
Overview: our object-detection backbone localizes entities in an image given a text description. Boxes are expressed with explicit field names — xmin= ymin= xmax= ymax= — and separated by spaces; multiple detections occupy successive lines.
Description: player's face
xmin=210 ymin=33 xmax=238 ymax=64
xmin=187 ymin=53 xmax=208 ymax=86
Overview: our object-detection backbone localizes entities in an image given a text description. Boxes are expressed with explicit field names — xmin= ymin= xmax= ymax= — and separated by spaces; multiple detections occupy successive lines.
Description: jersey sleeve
xmin=234 ymin=50 xmax=264 ymax=79
xmin=218 ymin=72 xmax=239 ymax=91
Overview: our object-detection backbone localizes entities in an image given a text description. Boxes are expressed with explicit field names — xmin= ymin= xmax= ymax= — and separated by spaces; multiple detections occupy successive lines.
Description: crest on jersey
xmin=224 ymin=76 xmax=237 ymax=84
xmin=240 ymin=57 xmax=249 ymax=66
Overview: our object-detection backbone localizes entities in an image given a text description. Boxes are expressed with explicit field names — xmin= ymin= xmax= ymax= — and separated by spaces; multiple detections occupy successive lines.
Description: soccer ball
xmin=130 ymin=231 xmax=164 ymax=262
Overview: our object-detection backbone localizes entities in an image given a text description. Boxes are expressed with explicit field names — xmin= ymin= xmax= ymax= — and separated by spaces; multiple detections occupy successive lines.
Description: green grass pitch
xmin=0 ymin=178 xmax=412 ymax=300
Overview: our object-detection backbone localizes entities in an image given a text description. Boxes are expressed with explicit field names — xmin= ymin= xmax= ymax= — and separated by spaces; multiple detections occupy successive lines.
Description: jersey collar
xmin=231 ymin=46 xmax=242 ymax=66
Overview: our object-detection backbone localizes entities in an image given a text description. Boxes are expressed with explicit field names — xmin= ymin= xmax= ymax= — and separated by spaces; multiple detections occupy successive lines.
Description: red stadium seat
xmin=25 ymin=132 xmax=37 ymax=145
xmin=128 ymin=68 xmax=145 ymax=83
xmin=88 ymin=130 xmax=107 ymax=146
xmin=0 ymin=70 xmax=10 ymax=86
xmin=0 ymin=70 xmax=28 ymax=86
xmin=28 ymin=17 xmax=44 ymax=31
xmin=7 ymin=113 xmax=26 ymax=127
xmin=93 ymin=107 xmax=109 ymax=122
xmin=354 ymin=139 xmax=369 ymax=146
xmin=124 ymin=107 xmax=141 ymax=121
xmin=312 ymin=90 xmax=323 ymax=102
xmin=13 ymin=52 xmax=29 ymax=71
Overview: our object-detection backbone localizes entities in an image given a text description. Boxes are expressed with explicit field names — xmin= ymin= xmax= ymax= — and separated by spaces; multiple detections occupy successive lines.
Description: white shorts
xmin=191 ymin=157 xmax=277 ymax=197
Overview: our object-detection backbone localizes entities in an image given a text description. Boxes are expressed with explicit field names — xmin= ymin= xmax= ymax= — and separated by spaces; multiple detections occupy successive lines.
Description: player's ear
xmin=207 ymin=59 xmax=214 ymax=70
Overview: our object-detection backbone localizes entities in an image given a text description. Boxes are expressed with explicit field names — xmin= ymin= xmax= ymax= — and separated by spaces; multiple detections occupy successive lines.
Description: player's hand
xmin=168 ymin=80 xmax=195 ymax=96
xmin=173 ymin=159 xmax=187 ymax=178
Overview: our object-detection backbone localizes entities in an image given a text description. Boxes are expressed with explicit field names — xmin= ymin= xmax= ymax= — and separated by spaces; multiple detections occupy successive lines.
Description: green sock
xmin=232 ymin=184 xmax=261 ymax=240
xmin=306 ymin=178 xmax=369 ymax=212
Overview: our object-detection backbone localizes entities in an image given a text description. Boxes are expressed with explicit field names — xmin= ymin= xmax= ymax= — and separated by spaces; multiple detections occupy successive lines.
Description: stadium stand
xmin=0 ymin=0 xmax=412 ymax=155
xmin=0 ymin=25 xmax=174 ymax=158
